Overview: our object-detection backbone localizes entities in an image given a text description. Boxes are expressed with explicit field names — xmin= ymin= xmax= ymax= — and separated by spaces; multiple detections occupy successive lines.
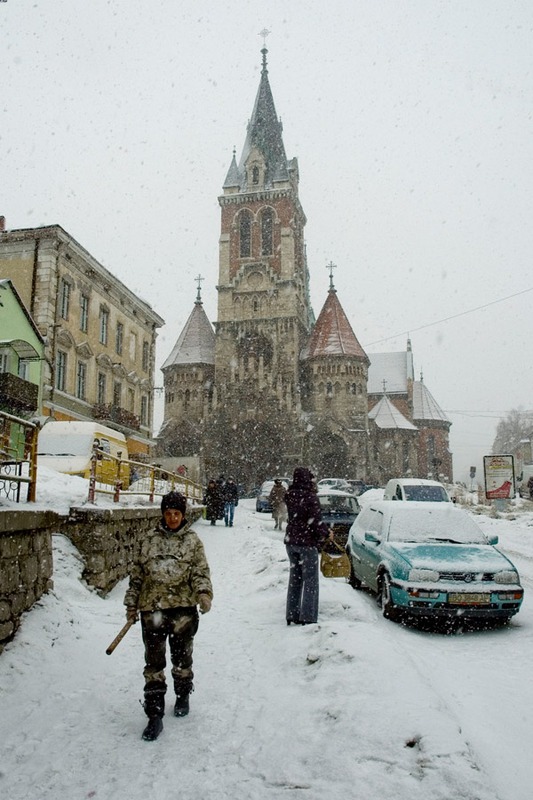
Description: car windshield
xmin=318 ymin=494 xmax=359 ymax=514
xmin=387 ymin=509 xmax=488 ymax=544
xmin=403 ymin=485 xmax=449 ymax=501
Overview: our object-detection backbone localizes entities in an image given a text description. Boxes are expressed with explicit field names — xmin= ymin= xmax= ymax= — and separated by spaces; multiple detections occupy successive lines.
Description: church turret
xmin=161 ymin=277 xmax=215 ymax=431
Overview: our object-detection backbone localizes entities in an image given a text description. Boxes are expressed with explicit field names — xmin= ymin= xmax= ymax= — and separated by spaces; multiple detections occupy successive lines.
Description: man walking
xmin=124 ymin=491 xmax=213 ymax=741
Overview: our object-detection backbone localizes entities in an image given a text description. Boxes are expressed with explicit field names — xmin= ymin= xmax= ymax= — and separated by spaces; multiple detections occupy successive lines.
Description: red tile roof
xmin=301 ymin=291 xmax=369 ymax=362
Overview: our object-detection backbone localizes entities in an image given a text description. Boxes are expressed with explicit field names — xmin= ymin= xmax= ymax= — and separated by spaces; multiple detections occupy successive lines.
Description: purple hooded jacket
xmin=284 ymin=467 xmax=329 ymax=548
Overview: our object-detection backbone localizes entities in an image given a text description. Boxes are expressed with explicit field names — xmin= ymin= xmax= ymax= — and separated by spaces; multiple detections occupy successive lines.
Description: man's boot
xmin=142 ymin=716 xmax=163 ymax=741
xmin=142 ymin=681 xmax=165 ymax=741
xmin=173 ymin=678 xmax=193 ymax=717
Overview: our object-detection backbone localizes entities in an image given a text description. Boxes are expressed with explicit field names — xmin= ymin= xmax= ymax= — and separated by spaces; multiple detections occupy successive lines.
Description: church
xmin=158 ymin=48 xmax=452 ymax=489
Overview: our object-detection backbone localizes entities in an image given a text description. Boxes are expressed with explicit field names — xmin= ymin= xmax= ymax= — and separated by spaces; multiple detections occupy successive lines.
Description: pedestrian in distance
xmin=223 ymin=476 xmax=239 ymax=527
xmin=203 ymin=479 xmax=223 ymax=525
xmin=124 ymin=491 xmax=213 ymax=741
xmin=284 ymin=467 xmax=333 ymax=626
xmin=269 ymin=479 xmax=287 ymax=530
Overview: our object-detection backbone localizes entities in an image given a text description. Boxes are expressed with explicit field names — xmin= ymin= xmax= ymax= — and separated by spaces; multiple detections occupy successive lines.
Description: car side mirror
xmin=364 ymin=531 xmax=380 ymax=544
xmin=487 ymin=534 xmax=499 ymax=545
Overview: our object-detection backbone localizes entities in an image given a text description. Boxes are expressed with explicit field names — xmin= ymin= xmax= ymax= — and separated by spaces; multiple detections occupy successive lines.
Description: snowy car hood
xmin=388 ymin=542 xmax=515 ymax=573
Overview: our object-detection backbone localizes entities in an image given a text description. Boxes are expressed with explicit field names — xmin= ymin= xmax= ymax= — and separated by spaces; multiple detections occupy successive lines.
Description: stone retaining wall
xmin=0 ymin=509 xmax=60 ymax=653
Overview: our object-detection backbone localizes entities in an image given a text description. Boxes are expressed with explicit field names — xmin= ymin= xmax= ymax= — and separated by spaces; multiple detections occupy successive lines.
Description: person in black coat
xmin=222 ymin=476 xmax=239 ymax=527
xmin=204 ymin=479 xmax=223 ymax=525
xmin=284 ymin=467 xmax=332 ymax=625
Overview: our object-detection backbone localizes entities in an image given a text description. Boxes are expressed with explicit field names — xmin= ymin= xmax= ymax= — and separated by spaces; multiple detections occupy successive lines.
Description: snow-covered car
xmin=317 ymin=478 xmax=354 ymax=493
xmin=346 ymin=479 xmax=367 ymax=496
xmin=383 ymin=478 xmax=450 ymax=502
xmin=255 ymin=478 xmax=289 ymax=512
xmin=346 ymin=500 xmax=524 ymax=624
xmin=317 ymin=489 xmax=360 ymax=547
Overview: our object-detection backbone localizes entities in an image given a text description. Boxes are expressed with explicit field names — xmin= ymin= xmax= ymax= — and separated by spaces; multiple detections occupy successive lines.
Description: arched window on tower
xmin=261 ymin=208 xmax=273 ymax=256
xmin=239 ymin=211 xmax=252 ymax=258
xmin=252 ymin=165 xmax=260 ymax=185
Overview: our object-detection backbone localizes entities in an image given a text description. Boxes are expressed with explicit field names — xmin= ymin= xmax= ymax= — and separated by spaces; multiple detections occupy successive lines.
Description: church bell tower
xmin=213 ymin=47 xmax=313 ymax=429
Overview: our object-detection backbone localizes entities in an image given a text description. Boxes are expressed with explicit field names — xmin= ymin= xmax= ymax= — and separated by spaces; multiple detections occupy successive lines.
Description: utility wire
xmin=364 ymin=285 xmax=533 ymax=347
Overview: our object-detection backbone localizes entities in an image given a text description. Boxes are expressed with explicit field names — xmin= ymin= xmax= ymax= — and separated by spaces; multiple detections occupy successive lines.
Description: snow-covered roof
xmin=367 ymin=351 xmax=414 ymax=395
xmin=301 ymin=290 xmax=369 ymax=362
xmin=412 ymin=380 xmax=450 ymax=423
xmin=368 ymin=394 xmax=418 ymax=430
xmin=161 ymin=302 xmax=215 ymax=369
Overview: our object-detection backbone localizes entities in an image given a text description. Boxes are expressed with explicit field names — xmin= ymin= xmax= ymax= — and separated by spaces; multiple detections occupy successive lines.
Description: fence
xmin=87 ymin=444 xmax=204 ymax=505
xmin=0 ymin=410 xmax=38 ymax=503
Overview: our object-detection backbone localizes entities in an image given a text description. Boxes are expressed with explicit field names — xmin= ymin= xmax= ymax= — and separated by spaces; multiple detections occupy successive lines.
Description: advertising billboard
xmin=483 ymin=455 xmax=515 ymax=500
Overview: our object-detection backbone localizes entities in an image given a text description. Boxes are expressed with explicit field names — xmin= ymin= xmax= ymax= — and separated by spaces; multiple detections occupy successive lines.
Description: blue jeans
xmin=224 ymin=502 xmax=236 ymax=526
xmin=285 ymin=544 xmax=319 ymax=624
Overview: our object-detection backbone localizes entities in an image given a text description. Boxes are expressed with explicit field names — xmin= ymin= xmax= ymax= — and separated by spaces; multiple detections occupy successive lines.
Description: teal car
xmin=346 ymin=501 xmax=523 ymax=623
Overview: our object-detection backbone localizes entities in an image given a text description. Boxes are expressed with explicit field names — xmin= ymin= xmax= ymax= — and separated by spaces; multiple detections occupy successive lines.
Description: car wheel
xmin=379 ymin=572 xmax=401 ymax=622
xmin=347 ymin=553 xmax=362 ymax=590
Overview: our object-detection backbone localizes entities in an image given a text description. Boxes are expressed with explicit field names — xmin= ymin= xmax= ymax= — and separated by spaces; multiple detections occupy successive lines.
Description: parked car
xmin=383 ymin=478 xmax=450 ymax=502
xmin=345 ymin=500 xmax=524 ymax=624
xmin=317 ymin=489 xmax=360 ymax=547
xmin=317 ymin=478 xmax=354 ymax=493
xmin=255 ymin=478 xmax=290 ymax=512
xmin=346 ymin=479 xmax=367 ymax=496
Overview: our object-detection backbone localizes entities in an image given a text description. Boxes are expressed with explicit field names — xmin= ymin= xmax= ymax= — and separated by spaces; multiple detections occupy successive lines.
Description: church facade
xmin=159 ymin=49 xmax=452 ymax=488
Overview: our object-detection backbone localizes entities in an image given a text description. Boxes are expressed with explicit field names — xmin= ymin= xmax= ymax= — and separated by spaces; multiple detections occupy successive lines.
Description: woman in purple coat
xmin=284 ymin=467 xmax=331 ymax=625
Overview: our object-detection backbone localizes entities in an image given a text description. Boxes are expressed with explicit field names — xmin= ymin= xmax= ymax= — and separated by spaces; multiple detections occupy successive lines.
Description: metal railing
xmin=87 ymin=444 xmax=204 ymax=505
xmin=0 ymin=410 xmax=38 ymax=502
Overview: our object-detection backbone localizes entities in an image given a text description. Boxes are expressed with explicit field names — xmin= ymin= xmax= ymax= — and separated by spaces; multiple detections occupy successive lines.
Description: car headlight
xmin=408 ymin=568 xmax=440 ymax=582
xmin=494 ymin=570 xmax=519 ymax=584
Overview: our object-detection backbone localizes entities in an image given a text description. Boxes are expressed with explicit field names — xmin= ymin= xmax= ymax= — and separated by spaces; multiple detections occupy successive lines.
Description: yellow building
xmin=0 ymin=220 xmax=164 ymax=459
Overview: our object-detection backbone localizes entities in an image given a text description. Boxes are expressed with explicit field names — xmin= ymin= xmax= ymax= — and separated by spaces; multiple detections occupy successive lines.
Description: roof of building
xmin=223 ymin=48 xmax=288 ymax=191
xmin=161 ymin=301 xmax=215 ymax=369
xmin=367 ymin=350 xmax=414 ymax=395
xmin=412 ymin=380 xmax=450 ymax=423
xmin=368 ymin=394 xmax=418 ymax=430
xmin=301 ymin=289 xmax=369 ymax=362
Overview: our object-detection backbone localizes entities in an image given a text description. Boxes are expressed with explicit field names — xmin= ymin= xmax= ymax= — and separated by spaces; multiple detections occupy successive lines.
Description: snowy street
xmin=1 ymin=490 xmax=533 ymax=800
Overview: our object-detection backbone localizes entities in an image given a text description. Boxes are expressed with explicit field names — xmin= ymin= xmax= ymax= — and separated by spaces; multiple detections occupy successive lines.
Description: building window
xmin=80 ymin=294 xmax=89 ymax=333
xmin=113 ymin=380 xmax=122 ymax=408
xmin=99 ymin=306 xmax=109 ymax=345
xmin=56 ymin=351 xmax=67 ymax=391
xmin=60 ymin=279 xmax=71 ymax=320
xmin=252 ymin=165 xmax=259 ymax=185
xmin=239 ymin=211 xmax=252 ymax=257
xmin=129 ymin=331 xmax=137 ymax=362
xmin=142 ymin=341 xmax=150 ymax=372
xmin=18 ymin=360 xmax=29 ymax=380
xmin=128 ymin=387 xmax=135 ymax=411
xmin=261 ymin=208 xmax=273 ymax=256
xmin=115 ymin=322 xmax=124 ymax=356
xmin=0 ymin=352 xmax=9 ymax=373
xmin=76 ymin=361 xmax=87 ymax=400
xmin=97 ymin=372 xmax=106 ymax=405
xmin=140 ymin=394 xmax=148 ymax=425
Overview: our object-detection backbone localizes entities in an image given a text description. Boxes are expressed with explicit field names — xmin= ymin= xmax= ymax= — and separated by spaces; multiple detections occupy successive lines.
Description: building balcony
xmin=92 ymin=403 xmax=141 ymax=431
xmin=0 ymin=372 xmax=39 ymax=415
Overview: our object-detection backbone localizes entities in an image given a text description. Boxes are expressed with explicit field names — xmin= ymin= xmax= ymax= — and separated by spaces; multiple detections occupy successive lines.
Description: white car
xmin=383 ymin=478 xmax=450 ymax=502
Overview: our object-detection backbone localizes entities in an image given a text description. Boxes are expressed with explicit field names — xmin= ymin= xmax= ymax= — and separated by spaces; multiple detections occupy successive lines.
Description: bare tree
xmin=492 ymin=408 xmax=533 ymax=454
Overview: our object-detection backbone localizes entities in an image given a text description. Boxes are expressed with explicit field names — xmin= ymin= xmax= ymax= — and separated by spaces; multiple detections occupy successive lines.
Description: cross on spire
xmin=326 ymin=261 xmax=337 ymax=292
xmin=259 ymin=28 xmax=271 ymax=46
xmin=195 ymin=274 xmax=204 ymax=304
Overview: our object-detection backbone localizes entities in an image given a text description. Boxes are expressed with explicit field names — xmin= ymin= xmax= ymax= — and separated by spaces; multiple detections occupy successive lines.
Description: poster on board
xmin=483 ymin=455 xmax=515 ymax=500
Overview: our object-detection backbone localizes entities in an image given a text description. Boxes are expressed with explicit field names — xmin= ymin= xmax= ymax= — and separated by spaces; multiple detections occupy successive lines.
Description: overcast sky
xmin=2 ymin=0 xmax=533 ymax=482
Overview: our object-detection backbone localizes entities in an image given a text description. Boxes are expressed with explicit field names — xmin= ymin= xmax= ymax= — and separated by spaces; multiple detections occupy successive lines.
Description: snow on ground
xmin=1 ymin=476 xmax=533 ymax=800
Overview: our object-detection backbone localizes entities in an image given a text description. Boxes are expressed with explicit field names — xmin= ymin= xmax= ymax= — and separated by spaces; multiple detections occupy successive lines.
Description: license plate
xmin=448 ymin=592 xmax=490 ymax=605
